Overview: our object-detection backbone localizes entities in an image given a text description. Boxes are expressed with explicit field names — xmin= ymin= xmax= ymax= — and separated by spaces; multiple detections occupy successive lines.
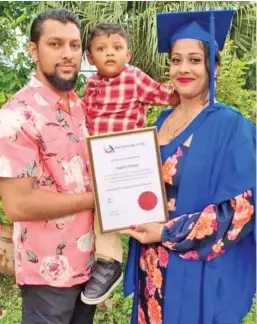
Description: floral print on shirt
xmin=0 ymin=77 xmax=94 ymax=287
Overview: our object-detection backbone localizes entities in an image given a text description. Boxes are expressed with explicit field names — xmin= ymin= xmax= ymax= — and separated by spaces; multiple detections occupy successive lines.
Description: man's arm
xmin=0 ymin=177 xmax=94 ymax=222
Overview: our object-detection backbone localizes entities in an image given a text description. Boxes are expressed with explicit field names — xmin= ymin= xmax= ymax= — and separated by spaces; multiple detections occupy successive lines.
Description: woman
xmin=122 ymin=10 xmax=256 ymax=324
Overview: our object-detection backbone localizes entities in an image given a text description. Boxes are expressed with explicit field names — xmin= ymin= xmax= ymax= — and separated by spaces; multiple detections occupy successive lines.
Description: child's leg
xmin=94 ymin=212 xmax=123 ymax=263
xmin=81 ymin=211 xmax=123 ymax=305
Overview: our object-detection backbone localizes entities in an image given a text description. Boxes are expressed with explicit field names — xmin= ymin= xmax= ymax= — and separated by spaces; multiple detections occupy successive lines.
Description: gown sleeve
xmin=162 ymin=190 xmax=254 ymax=261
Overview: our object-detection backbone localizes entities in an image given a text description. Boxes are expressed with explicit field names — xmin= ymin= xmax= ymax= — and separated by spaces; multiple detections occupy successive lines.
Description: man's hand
xmin=120 ymin=223 xmax=165 ymax=244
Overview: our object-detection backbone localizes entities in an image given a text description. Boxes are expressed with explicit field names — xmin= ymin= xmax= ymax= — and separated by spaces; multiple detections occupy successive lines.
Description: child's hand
xmin=170 ymin=90 xmax=180 ymax=107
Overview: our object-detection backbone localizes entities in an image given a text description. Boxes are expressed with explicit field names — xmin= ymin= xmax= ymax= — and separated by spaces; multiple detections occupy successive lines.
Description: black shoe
xmin=81 ymin=258 xmax=123 ymax=305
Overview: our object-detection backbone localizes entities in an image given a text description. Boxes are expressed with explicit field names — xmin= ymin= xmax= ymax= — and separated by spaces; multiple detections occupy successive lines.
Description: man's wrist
xmin=84 ymin=192 xmax=94 ymax=209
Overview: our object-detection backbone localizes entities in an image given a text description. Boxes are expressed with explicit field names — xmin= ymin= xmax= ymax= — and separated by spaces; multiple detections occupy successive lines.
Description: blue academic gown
xmin=124 ymin=103 xmax=256 ymax=324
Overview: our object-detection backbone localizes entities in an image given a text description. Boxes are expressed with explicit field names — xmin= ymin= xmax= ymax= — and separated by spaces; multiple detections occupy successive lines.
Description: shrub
xmin=216 ymin=47 xmax=256 ymax=122
xmin=0 ymin=201 xmax=11 ymax=226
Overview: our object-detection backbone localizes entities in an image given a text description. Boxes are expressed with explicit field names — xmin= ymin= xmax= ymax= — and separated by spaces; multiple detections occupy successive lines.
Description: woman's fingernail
xmin=130 ymin=225 xmax=136 ymax=230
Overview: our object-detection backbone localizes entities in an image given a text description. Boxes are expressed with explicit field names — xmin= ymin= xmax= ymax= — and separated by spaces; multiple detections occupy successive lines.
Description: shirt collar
xmin=95 ymin=64 xmax=129 ymax=83
xmin=28 ymin=76 xmax=79 ymax=109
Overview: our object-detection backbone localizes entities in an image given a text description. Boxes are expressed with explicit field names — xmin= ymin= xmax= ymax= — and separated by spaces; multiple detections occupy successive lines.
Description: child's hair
xmin=86 ymin=23 xmax=129 ymax=53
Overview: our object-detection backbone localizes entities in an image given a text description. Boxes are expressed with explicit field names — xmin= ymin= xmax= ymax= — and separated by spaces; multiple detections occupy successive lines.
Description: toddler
xmin=81 ymin=23 xmax=179 ymax=305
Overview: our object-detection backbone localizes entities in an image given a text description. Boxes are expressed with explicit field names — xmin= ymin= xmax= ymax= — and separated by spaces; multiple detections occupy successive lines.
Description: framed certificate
xmin=87 ymin=127 xmax=169 ymax=233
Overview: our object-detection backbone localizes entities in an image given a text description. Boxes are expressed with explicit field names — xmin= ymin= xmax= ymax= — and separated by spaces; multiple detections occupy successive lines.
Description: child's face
xmin=87 ymin=33 xmax=131 ymax=78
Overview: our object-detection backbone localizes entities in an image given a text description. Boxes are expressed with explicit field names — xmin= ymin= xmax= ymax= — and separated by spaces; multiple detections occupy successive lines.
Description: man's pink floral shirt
xmin=0 ymin=77 xmax=94 ymax=287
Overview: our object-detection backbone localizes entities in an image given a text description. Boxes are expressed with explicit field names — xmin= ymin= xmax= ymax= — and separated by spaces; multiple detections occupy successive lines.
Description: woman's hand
xmin=120 ymin=223 xmax=165 ymax=244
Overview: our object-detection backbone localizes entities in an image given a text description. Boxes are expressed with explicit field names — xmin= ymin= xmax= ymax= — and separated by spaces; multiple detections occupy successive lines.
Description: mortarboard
xmin=156 ymin=10 xmax=235 ymax=106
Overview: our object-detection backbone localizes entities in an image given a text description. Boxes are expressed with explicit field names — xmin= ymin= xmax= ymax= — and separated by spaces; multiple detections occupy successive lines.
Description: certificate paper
xmin=87 ymin=127 xmax=169 ymax=233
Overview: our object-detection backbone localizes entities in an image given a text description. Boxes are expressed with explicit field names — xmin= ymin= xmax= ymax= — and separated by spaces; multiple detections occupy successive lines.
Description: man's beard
xmin=44 ymin=71 xmax=78 ymax=92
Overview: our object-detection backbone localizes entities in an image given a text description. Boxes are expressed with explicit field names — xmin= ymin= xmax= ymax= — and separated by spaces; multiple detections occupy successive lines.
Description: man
xmin=0 ymin=9 xmax=96 ymax=324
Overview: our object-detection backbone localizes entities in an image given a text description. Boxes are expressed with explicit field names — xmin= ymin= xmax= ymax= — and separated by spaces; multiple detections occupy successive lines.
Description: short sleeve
xmin=0 ymin=109 xmax=40 ymax=179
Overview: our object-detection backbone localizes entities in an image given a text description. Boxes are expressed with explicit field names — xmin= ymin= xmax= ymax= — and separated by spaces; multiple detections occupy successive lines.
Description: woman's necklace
xmin=166 ymin=99 xmax=209 ymax=142
xmin=166 ymin=116 xmax=192 ymax=142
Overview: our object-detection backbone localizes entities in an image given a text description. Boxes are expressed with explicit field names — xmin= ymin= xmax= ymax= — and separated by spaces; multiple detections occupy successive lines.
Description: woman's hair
xmin=200 ymin=41 xmax=221 ymax=75
xmin=199 ymin=41 xmax=221 ymax=102
xmin=86 ymin=23 xmax=129 ymax=53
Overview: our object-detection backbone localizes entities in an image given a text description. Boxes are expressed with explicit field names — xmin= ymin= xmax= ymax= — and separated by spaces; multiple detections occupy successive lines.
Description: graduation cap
xmin=156 ymin=10 xmax=235 ymax=106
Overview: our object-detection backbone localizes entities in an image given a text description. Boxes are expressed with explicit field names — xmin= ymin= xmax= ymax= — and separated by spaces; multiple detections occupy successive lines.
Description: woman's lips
xmin=177 ymin=78 xmax=195 ymax=83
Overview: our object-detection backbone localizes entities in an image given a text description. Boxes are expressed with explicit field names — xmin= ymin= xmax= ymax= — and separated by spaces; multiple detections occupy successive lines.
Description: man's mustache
xmin=56 ymin=62 xmax=77 ymax=68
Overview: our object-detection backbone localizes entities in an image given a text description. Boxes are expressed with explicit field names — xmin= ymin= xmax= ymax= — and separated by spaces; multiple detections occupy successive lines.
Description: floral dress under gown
xmin=137 ymin=143 xmax=254 ymax=324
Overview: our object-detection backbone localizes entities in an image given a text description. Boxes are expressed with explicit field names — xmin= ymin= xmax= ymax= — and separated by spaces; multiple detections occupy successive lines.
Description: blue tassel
xmin=209 ymin=12 xmax=215 ymax=107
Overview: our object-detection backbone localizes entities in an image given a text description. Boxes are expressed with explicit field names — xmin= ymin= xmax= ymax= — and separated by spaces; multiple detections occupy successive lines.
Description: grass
xmin=0 ymin=273 xmax=255 ymax=324
xmin=0 ymin=275 xmax=22 ymax=324
xmin=0 ymin=274 xmax=132 ymax=324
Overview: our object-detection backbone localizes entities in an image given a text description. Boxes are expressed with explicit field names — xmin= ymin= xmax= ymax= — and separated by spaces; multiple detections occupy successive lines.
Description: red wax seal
xmin=138 ymin=191 xmax=158 ymax=211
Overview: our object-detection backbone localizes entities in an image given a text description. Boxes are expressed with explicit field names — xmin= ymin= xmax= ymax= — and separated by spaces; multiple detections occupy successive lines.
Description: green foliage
xmin=231 ymin=3 xmax=257 ymax=59
xmin=0 ymin=274 xmax=22 ymax=324
xmin=75 ymin=73 xmax=88 ymax=98
xmin=0 ymin=53 xmax=33 ymax=106
xmin=0 ymin=201 xmax=11 ymax=226
xmin=216 ymin=42 xmax=256 ymax=121
xmin=29 ymin=1 xmax=256 ymax=82
xmin=0 ymin=264 xmax=256 ymax=323
xmin=0 ymin=1 xmax=255 ymax=108
xmin=146 ymin=106 xmax=163 ymax=127
xmin=94 ymin=284 xmax=132 ymax=323
xmin=146 ymin=43 xmax=256 ymax=128
xmin=0 ymin=2 xmax=36 ymax=105
xmin=0 ymin=1 xmax=38 ymax=48
xmin=244 ymin=59 xmax=256 ymax=91
xmin=243 ymin=299 xmax=256 ymax=324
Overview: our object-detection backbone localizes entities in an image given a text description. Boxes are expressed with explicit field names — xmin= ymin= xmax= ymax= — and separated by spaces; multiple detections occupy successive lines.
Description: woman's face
xmin=170 ymin=39 xmax=208 ymax=100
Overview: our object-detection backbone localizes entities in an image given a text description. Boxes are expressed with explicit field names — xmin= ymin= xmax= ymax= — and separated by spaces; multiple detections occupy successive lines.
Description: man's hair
xmin=86 ymin=23 xmax=129 ymax=53
xmin=30 ymin=9 xmax=81 ymax=44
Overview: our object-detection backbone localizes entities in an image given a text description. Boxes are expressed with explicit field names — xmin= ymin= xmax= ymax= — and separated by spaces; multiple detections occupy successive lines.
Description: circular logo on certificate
xmin=138 ymin=191 xmax=157 ymax=211
xmin=104 ymin=145 xmax=115 ymax=153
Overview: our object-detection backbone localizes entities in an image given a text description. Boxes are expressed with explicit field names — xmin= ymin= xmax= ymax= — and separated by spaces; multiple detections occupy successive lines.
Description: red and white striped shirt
xmin=83 ymin=65 xmax=175 ymax=135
